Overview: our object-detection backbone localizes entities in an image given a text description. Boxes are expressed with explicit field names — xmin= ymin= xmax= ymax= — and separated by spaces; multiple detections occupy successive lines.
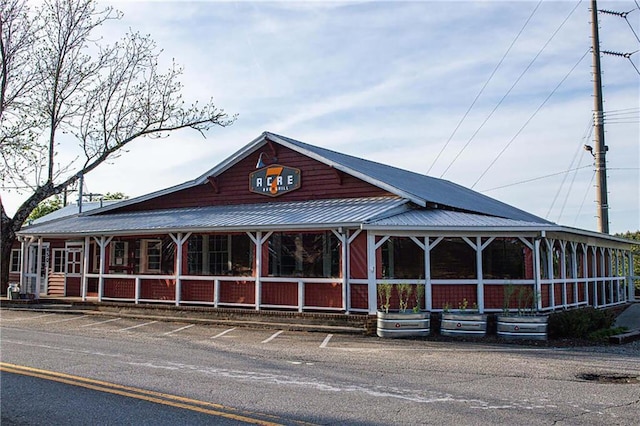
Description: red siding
xmin=104 ymin=277 xmax=135 ymax=298
xmin=181 ymin=280 xmax=214 ymax=302
xmin=65 ymin=276 xmax=81 ymax=297
xmin=262 ymin=281 xmax=297 ymax=306
xmin=219 ymin=281 xmax=255 ymax=304
xmin=431 ymin=284 xmax=477 ymax=309
xmin=305 ymin=282 xmax=342 ymax=308
xmin=140 ymin=278 xmax=175 ymax=300
xmin=349 ymin=284 xmax=368 ymax=309
xmin=349 ymin=231 xmax=368 ymax=279
xmin=112 ymin=144 xmax=392 ymax=212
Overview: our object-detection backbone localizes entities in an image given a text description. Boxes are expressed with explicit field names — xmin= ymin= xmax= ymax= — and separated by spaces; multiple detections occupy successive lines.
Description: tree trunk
xmin=1 ymin=216 xmax=16 ymax=295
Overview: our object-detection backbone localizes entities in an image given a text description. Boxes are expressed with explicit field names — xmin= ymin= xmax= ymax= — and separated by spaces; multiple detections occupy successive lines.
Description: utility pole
xmin=590 ymin=0 xmax=609 ymax=234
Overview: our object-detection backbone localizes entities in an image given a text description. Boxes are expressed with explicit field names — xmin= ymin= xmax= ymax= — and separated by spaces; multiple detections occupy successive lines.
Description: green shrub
xmin=587 ymin=326 xmax=627 ymax=343
xmin=548 ymin=307 xmax=615 ymax=339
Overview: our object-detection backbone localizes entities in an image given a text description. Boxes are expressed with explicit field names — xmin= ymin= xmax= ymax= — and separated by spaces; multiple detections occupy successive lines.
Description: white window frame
xmin=10 ymin=249 xmax=22 ymax=273
xmin=52 ymin=249 xmax=66 ymax=273
xmin=110 ymin=241 xmax=129 ymax=267
xmin=141 ymin=239 xmax=162 ymax=273
xmin=92 ymin=242 xmax=101 ymax=273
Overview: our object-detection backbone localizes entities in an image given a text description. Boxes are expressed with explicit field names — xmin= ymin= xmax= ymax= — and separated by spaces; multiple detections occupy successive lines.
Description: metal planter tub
xmin=376 ymin=311 xmax=431 ymax=338
xmin=497 ymin=315 xmax=548 ymax=341
xmin=440 ymin=313 xmax=488 ymax=338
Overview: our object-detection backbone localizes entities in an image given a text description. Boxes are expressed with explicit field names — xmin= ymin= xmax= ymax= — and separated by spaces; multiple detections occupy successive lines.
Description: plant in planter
xmin=413 ymin=285 xmax=425 ymax=313
xmin=440 ymin=298 xmax=488 ymax=338
xmin=376 ymin=283 xmax=430 ymax=338
xmin=377 ymin=282 xmax=393 ymax=313
xmin=497 ymin=285 xmax=548 ymax=341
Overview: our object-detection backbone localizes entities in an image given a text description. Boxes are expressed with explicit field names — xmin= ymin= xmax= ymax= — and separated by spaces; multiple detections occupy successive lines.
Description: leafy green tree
xmin=102 ymin=192 xmax=128 ymax=201
xmin=0 ymin=0 xmax=233 ymax=287
xmin=617 ymin=231 xmax=640 ymax=293
xmin=26 ymin=196 xmax=63 ymax=222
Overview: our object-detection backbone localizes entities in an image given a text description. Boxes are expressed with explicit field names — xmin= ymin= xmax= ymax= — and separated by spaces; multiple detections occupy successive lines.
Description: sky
xmin=3 ymin=0 xmax=639 ymax=234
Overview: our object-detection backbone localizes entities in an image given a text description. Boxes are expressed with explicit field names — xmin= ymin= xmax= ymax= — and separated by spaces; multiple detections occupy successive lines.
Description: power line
xmin=556 ymin=120 xmax=595 ymax=221
xmin=472 ymin=48 xmax=591 ymax=189
xmin=573 ymin=170 xmax=597 ymax=227
xmin=479 ymin=165 xmax=593 ymax=192
xmin=439 ymin=0 xmax=584 ymax=178
xmin=426 ymin=0 xmax=544 ymax=175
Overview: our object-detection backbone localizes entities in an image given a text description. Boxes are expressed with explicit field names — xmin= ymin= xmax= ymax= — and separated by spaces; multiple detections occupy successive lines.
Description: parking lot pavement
xmin=0 ymin=310 xmax=331 ymax=348
xmin=3 ymin=309 xmax=640 ymax=358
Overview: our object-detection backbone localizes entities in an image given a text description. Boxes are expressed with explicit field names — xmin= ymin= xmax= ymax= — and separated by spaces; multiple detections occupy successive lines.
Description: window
xmin=381 ymin=237 xmax=424 ymax=279
xmin=187 ymin=234 xmax=253 ymax=276
xmin=187 ymin=235 xmax=204 ymax=273
xmin=141 ymin=239 xmax=162 ymax=273
xmin=268 ymin=232 xmax=340 ymax=278
xmin=92 ymin=242 xmax=101 ymax=273
xmin=52 ymin=249 xmax=65 ymax=273
xmin=110 ymin=241 xmax=128 ymax=267
xmin=209 ymin=235 xmax=229 ymax=274
xmin=482 ymin=238 xmax=528 ymax=280
xmin=10 ymin=249 xmax=21 ymax=273
xmin=430 ymin=238 xmax=476 ymax=279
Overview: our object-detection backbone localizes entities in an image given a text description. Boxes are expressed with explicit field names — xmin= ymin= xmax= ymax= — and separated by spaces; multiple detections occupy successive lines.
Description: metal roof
xmin=19 ymin=197 xmax=408 ymax=237
xmin=266 ymin=133 xmax=551 ymax=224
xmin=29 ymin=201 xmax=119 ymax=225
xmin=87 ymin=132 xmax=551 ymax=224
xmin=364 ymin=208 xmax=548 ymax=230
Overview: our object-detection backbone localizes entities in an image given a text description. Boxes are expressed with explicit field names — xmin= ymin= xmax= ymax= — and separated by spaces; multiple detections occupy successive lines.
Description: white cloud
xmin=2 ymin=0 xmax=638 ymax=234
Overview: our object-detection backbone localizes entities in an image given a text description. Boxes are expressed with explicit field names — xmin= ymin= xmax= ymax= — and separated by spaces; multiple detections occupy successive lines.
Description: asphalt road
xmin=1 ymin=309 xmax=639 ymax=425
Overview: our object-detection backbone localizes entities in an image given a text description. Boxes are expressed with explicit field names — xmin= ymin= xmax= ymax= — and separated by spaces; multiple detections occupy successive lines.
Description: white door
xmin=26 ymin=244 xmax=50 ymax=295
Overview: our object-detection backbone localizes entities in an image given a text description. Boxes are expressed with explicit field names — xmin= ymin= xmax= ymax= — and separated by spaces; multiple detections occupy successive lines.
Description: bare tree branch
xmin=0 ymin=0 xmax=234 ymax=286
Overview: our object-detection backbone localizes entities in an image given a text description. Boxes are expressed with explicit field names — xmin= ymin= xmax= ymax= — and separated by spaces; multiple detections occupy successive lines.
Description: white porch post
xmin=333 ymin=228 xmax=348 ymax=313
xmin=427 ymin=237 xmax=443 ymax=311
xmin=570 ymin=242 xmax=579 ymax=307
xmin=170 ymin=232 xmax=191 ymax=306
xmin=533 ymin=237 xmax=542 ymax=311
xmin=628 ymin=250 xmax=635 ymax=302
xmin=82 ymin=236 xmax=90 ymax=300
xmin=250 ymin=231 xmax=271 ymax=311
xmin=254 ymin=231 xmax=262 ymax=311
xmin=367 ymin=231 xmax=377 ymax=314
xmin=591 ymin=246 xmax=598 ymax=307
xmin=18 ymin=238 xmax=27 ymax=294
xmin=546 ymin=239 xmax=555 ymax=309
xmin=94 ymin=236 xmax=112 ymax=302
xmin=478 ymin=237 xmax=494 ymax=314
xmin=35 ymin=237 xmax=43 ymax=299
xmin=425 ymin=237 xmax=432 ymax=312
xmin=581 ymin=243 xmax=589 ymax=304
xmin=560 ymin=241 xmax=567 ymax=308
xmin=346 ymin=230 xmax=362 ymax=313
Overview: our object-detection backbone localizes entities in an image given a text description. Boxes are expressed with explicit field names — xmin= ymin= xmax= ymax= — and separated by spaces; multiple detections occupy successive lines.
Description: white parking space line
xmin=211 ymin=328 xmax=236 ymax=339
xmin=320 ymin=334 xmax=333 ymax=348
xmin=5 ymin=313 xmax=57 ymax=321
xmin=117 ymin=321 xmax=158 ymax=331
xmin=163 ymin=324 xmax=195 ymax=335
xmin=45 ymin=315 xmax=86 ymax=324
xmin=80 ymin=318 xmax=121 ymax=327
xmin=261 ymin=330 xmax=284 ymax=344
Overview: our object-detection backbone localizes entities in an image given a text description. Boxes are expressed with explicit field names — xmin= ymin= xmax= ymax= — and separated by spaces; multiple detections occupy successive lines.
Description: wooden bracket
xmin=332 ymin=167 xmax=344 ymax=185
xmin=207 ymin=176 xmax=219 ymax=193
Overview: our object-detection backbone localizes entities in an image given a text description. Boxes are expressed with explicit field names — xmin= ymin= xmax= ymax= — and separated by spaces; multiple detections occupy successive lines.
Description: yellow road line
xmin=0 ymin=362 xmax=312 ymax=426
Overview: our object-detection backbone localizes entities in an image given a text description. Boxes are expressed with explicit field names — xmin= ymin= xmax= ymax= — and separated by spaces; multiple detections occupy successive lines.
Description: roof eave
xmin=17 ymin=221 xmax=366 ymax=239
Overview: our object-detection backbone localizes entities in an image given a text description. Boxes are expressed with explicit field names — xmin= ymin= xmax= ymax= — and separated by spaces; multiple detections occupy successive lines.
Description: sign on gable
xmin=249 ymin=165 xmax=301 ymax=197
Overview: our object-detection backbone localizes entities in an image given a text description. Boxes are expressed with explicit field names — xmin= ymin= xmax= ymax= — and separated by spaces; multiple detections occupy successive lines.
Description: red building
xmin=10 ymin=132 xmax=637 ymax=314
